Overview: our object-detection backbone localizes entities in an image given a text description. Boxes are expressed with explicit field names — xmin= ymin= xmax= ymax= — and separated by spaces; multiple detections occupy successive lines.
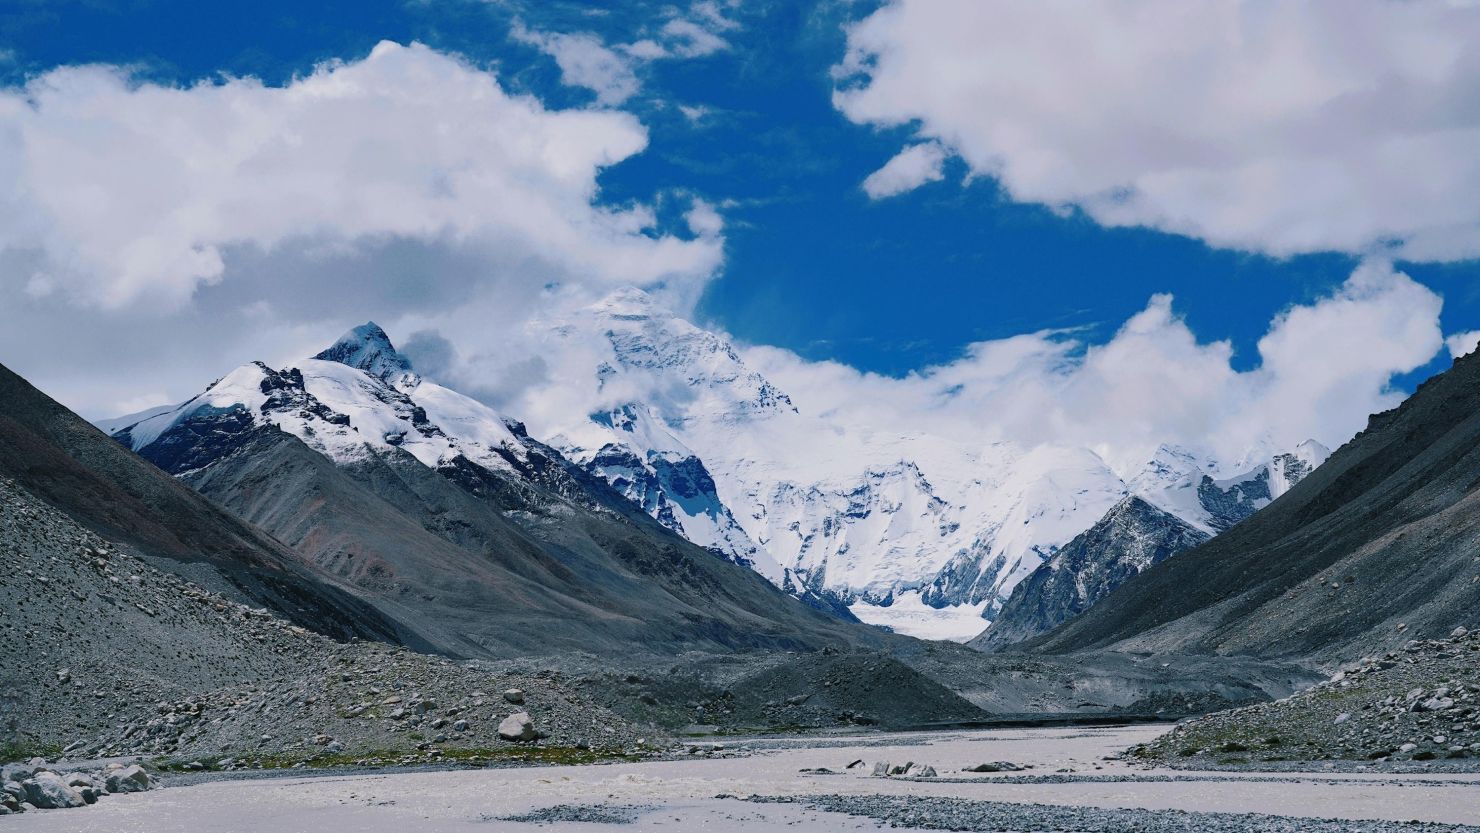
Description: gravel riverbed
xmin=5 ymin=724 xmax=1479 ymax=831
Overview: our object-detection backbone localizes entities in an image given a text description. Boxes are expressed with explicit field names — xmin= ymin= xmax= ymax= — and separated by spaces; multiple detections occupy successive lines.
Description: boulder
xmin=22 ymin=772 xmax=86 ymax=809
xmin=0 ymin=764 xmax=33 ymax=783
xmin=503 ymin=689 xmax=525 ymax=705
xmin=870 ymin=761 xmax=890 ymax=777
xmin=498 ymin=712 xmax=538 ymax=742
xmin=963 ymin=761 xmax=1023 ymax=772
xmin=105 ymin=764 xmax=151 ymax=794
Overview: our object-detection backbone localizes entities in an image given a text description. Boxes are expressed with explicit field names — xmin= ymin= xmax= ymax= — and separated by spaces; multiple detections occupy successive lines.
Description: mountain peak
xmin=313 ymin=322 xmax=420 ymax=390
xmin=591 ymin=286 xmax=660 ymax=321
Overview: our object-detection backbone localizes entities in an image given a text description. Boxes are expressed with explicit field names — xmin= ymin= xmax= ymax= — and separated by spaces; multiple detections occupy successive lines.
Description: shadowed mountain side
xmin=0 ymin=362 xmax=417 ymax=646
xmin=177 ymin=423 xmax=883 ymax=657
xmin=971 ymin=496 xmax=1210 ymax=652
xmin=1020 ymin=350 xmax=1480 ymax=663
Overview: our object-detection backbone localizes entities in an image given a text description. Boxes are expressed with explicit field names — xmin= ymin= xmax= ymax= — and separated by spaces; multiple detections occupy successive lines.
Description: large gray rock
xmin=497 ymin=712 xmax=538 ymax=742
xmin=0 ymin=764 xmax=33 ymax=783
xmin=105 ymin=764 xmax=151 ymax=794
xmin=502 ymin=689 xmax=525 ymax=705
xmin=22 ymin=772 xmax=86 ymax=809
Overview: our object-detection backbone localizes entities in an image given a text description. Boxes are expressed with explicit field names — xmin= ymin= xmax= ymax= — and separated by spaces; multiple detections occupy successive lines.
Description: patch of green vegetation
xmin=0 ymin=739 xmax=62 ymax=762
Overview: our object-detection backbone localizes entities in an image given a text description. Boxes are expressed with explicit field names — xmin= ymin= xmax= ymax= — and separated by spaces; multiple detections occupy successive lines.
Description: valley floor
xmin=9 ymin=725 xmax=1480 ymax=832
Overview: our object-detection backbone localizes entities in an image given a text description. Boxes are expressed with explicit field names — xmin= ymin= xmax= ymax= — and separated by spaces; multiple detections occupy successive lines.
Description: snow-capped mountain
xmin=1129 ymin=440 xmax=1332 ymax=535
xmin=104 ymin=323 xmax=873 ymax=657
xmin=109 ymin=323 xmax=596 ymax=511
xmin=543 ymin=288 xmax=1332 ymax=642
xmin=108 ymin=302 xmax=1332 ymax=645
xmin=971 ymin=496 xmax=1213 ymax=651
xmin=573 ymin=402 xmax=780 ymax=576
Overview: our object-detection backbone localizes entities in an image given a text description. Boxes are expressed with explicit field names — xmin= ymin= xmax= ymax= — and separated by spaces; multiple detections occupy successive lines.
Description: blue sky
xmin=2 ymin=0 xmax=1478 ymax=453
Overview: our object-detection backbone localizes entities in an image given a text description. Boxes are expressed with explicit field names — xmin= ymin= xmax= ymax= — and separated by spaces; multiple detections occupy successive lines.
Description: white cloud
xmin=861 ymin=141 xmax=946 ymax=199
xmin=835 ymin=0 xmax=1480 ymax=260
xmin=742 ymin=261 xmax=1444 ymax=474
xmin=511 ymin=24 xmax=640 ymax=105
xmin=513 ymin=1 xmax=738 ymax=103
xmin=0 ymin=41 xmax=718 ymax=311
xmin=1446 ymin=330 xmax=1480 ymax=359
xmin=0 ymin=42 xmax=723 ymax=416
xmin=685 ymin=198 xmax=724 ymax=237
xmin=659 ymin=19 xmax=730 ymax=58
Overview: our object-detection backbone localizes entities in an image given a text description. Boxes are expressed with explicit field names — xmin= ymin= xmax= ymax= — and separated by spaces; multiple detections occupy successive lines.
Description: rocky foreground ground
xmin=1132 ymin=627 xmax=1479 ymax=769
xmin=0 ymin=474 xmax=655 ymax=817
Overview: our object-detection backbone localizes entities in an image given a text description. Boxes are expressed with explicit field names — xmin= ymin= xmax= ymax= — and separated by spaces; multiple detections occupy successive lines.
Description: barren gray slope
xmin=0 ymin=362 xmax=412 ymax=645
xmin=1023 ymin=349 xmax=1480 ymax=662
xmin=0 ymin=474 xmax=648 ymax=761
xmin=174 ymin=420 xmax=884 ymax=658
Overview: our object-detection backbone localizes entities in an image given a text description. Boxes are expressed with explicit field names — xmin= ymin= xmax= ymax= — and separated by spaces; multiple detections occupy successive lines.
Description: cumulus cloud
xmin=742 ymin=261 xmax=1445 ymax=474
xmin=1446 ymin=330 xmax=1480 ymax=359
xmin=861 ymin=142 xmax=946 ymax=199
xmin=0 ymin=42 xmax=722 ymax=415
xmin=834 ymin=0 xmax=1480 ymax=260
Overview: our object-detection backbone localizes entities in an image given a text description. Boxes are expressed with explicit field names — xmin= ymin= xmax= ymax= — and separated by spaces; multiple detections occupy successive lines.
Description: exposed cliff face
xmin=970 ymin=497 xmax=1211 ymax=651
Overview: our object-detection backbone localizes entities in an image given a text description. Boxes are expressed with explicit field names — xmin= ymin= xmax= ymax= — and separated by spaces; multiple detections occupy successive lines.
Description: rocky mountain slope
xmin=1132 ymin=627 xmax=1478 ymax=768
xmin=0 ymin=362 xmax=410 ymax=645
xmin=1022 ymin=349 xmax=1480 ymax=664
xmin=0 ymin=471 xmax=651 ymax=772
xmin=972 ymin=496 xmax=1211 ymax=651
xmin=545 ymin=289 xmax=1329 ymax=641
xmin=106 ymin=326 xmax=878 ymax=658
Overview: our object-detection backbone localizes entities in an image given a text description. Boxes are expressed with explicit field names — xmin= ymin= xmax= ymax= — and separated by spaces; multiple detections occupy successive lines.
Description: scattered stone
xmin=104 ymin=764 xmax=151 ymax=794
xmin=497 ymin=712 xmax=538 ymax=742
xmin=21 ymin=772 xmax=86 ymax=809
xmin=964 ymin=761 xmax=1024 ymax=773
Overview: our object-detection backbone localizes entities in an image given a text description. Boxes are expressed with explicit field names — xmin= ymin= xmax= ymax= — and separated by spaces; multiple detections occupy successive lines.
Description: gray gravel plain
xmin=746 ymin=793 xmax=1480 ymax=833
